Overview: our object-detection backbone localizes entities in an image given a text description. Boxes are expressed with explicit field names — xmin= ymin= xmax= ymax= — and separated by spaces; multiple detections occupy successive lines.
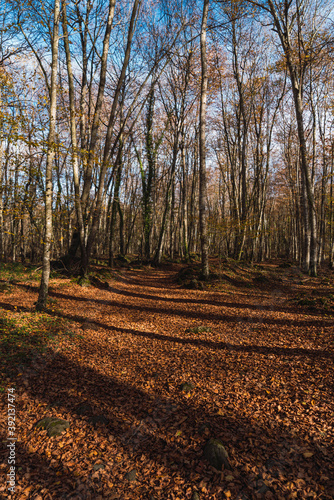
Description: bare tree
xmin=36 ymin=0 xmax=61 ymax=309
xmin=245 ymin=0 xmax=333 ymax=274
xmin=199 ymin=0 xmax=210 ymax=278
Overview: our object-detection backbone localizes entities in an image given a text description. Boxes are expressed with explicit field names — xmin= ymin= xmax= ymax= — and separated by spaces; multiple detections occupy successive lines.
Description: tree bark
xmin=62 ymin=3 xmax=87 ymax=275
xmin=266 ymin=0 xmax=318 ymax=275
xmin=199 ymin=0 xmax=210 ymax=279
xmin=36 ymin=0 xmax=61 ymax=310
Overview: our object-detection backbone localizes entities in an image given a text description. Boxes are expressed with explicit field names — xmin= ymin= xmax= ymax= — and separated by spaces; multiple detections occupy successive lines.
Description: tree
xmin=36 ymin=0 xmax=61 ymax=309
xmin=244 ymin=0 xmax=333 ymax=274
xmin=199 ymin=0 xmax=210 ymax=278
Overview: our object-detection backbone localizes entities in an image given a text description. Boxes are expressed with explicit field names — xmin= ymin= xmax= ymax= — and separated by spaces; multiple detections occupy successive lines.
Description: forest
xmin=0 ymin=0 xmax=334 ymax=499
xmin=0 ymin=0 xmax=333 ymax=297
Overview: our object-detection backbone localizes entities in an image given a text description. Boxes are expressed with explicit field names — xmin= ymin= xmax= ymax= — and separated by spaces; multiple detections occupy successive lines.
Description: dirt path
xmin=0 ymin=267 xmax=333 ymax=499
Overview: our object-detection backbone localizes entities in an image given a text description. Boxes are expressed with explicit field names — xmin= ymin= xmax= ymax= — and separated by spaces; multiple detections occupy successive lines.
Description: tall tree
xmin=36 ymin=0 xmax=61 ymax=309
xmin=199 ymin=0 xmax=210 ymax=278
xmin=245 ymin=0 xmax=332 ymax=274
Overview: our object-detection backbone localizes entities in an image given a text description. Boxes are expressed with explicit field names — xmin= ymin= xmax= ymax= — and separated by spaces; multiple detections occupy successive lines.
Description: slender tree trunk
xmin=62 ymin=3 xmax=87 ymax=275
xmin=154 ymin=187 xmax=171 ymax=265
xmin=199 ymin=0 xmax=210 ymax=278
xmin=264 ymin=0 xmax=317 ymax=275
xmin=181 ymin=138 xmax=189 ymax=261
xmin=300 ymin=169 xmax=310 ymax=271
xmin=169 ymin=171 xmax=176 ymax=259
xmin=36 ymin=0 xmax=60 ymax=310
xmin=329 ymin=143 xmax=334 ymax=268
xmin=86 ymin=0 xmax=141 ymax=270
xmin=231 ymin=20 xmax=248 ymax=260
xmin=154 ymin=135 xmax=178 ymax=264
xmin=291 ymin=86 xmax=317 ymax=275
xmin=0 ymin=136 xmax=4 ymax=261
xmin=81 ymin=0 xmax=117 ymax=208
xmin=109 ymin=159 xmax=123 ymax=266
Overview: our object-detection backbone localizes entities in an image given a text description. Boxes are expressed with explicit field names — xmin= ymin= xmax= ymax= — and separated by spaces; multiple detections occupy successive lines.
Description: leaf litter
xmin=0 ymin=262 xmax=333 ymax=499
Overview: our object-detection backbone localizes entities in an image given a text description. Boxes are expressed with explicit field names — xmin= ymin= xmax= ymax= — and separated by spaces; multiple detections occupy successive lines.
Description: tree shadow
xmin=94 ymin=282 xmax=297 ymax=315
xmin=42 ymin=306 xmax=333 ymax=362
xmin=44 ymin=289 xmax=334 ymax=329
xmin=1 ymin=271 xmax=333 ymax=497
xmin=4 ymin=279 xmax=329 ymax=321
xmin=5 ymin=344 xmax=333 ymax=499
xmin=0 ymin=283 xmax=332 ymax=355
xmin=0 ymin=429 xmax=102 ymax=499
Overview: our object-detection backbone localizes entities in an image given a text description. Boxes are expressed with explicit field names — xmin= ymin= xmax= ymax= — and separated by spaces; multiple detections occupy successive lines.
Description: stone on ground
xmin=203 ymin=438 xmax=231 ymax=470
xmin=35 ymin=417 xmax=70 ymax=437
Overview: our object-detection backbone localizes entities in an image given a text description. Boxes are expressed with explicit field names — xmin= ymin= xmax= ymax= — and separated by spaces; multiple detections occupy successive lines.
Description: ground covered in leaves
xmin=0 ymin=260 xmax=333 ymax=499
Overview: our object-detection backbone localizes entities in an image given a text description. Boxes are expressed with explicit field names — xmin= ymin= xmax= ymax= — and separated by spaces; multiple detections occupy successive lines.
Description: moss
xmin=203 ymin=438 xmax=231 ymax=470
xmin=35 ymin=417 xmax=70 ymax=437
xmin=77 ymin=276 xmax=91 ymax=287
xmin=185 ymin=326 xmax=211 ymax=334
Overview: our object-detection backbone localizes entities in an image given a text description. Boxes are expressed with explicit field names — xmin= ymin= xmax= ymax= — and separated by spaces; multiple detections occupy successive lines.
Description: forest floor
xmin=0 ymin=259 xmax=333 ymax=500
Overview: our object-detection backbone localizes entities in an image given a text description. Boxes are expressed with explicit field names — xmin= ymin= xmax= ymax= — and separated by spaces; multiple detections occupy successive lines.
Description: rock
xmin=93 ymin=463 xmax=105 ymax=471
xmin=203 ymin=438 xmax=231 ymax=470
xmin=180 ymin=381 xmax=195 ymax=393
xmin=125 ymin=469 xmax=137 ymax=482
xmin=185 ymin=326 xmax=211 ymax=334
xmin=75 ymin=402 xmax=93 ymax=416
xmin=78 ymin=276 xmax=91 ymax=287
xmin=89 ymin=415 xmax=109 ymax=426
xmin=35 ymin=417 xmax=70 ymax=437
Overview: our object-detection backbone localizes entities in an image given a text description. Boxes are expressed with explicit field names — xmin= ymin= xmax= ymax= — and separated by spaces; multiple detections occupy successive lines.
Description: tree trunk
xmin=62 ymin=3 xmax=87 ymax=275
xmin=36 ymin=0 xmax=60 ymax=310
xmin=199 ymin=0 xmax=210 ymax=279
xmin=264 ymin=0 xmax=318 ymax=275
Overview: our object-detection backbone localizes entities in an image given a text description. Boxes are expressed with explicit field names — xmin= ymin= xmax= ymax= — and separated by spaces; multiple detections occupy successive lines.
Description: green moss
xmin=35 ymin=417 xmax=70 ymax=437
xmin=185 ymin=326 xmax=211 ymax=334
xmin=77 ymin=276 xmax=91 ymax=287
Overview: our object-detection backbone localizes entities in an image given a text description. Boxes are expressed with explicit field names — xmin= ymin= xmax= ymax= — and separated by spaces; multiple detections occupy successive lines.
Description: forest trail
xmin=0 ymin=266 xmax=333 ymax=499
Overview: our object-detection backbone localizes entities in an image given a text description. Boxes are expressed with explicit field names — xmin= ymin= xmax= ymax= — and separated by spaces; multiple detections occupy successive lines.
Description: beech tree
xmin=36 ymin=0 xmax=61 ymax=309
xmin=199 ymin=0 xmax=210 ymax=278
xmin=243 ymin=0 xmax=333 ymax=274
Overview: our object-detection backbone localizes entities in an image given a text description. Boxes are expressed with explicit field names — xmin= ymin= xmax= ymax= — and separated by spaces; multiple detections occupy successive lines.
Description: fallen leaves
xmin=0 ymin=264 xmax=333 ymax=499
